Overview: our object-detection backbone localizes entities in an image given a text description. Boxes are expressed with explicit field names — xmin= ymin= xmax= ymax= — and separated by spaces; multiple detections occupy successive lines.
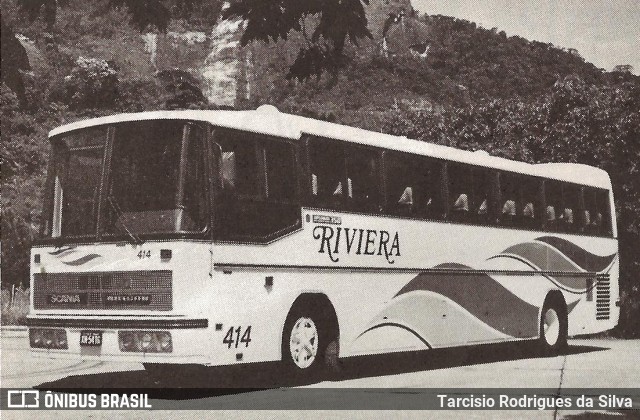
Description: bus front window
xmin=44 ymin=120 xmax=208 ymax=240
xmin=104 ymin=121 xmax=207 ymax=236
xmin=48 ymin=127 xmax=108 ymax=237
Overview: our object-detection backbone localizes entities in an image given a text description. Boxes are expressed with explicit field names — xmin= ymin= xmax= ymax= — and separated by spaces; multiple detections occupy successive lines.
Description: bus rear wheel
xmin=539 ymin=295 xmax=568 ymax=355
xmin=281 ymin=301 xmax=337 ymax=382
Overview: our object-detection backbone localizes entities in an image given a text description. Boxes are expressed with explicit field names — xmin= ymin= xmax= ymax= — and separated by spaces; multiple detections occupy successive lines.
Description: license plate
xmin=80 ymin=331 xmax=102 ymax=346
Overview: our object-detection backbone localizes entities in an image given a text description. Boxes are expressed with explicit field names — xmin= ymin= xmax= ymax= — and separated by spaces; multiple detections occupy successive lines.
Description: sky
xmin=412 ymin=0 xmax=640 ymax=74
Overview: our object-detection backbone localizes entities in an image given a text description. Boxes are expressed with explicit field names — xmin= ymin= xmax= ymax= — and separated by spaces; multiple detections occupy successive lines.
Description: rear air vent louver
xmin=595 ymin=274 xmax=610 ymax=320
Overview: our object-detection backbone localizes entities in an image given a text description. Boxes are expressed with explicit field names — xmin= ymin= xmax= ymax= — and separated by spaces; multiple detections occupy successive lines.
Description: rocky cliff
xmin=139 ymin=0 xmax=429 ymax=108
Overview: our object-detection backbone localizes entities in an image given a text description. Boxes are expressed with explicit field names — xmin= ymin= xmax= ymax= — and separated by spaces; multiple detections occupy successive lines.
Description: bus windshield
xmin=43 ymin=120 xmax=208 ymax=240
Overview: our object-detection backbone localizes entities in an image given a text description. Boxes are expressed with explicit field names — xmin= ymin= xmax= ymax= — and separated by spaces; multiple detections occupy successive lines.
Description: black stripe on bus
xmin=212 ymin=263 xmax=596 ymax=277
xmin=25 ymin=318 xmax=208 ymax=329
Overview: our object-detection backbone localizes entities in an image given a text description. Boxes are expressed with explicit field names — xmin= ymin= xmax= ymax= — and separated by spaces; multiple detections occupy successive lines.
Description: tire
xmin=143 ymin=363 xmax=171 ymax=385
xmin=539 ymin=295 xmax=568 ymax=355
xmin=281 ymin=300 xmax=338 ymax=382
xmin=143 ymin=363 xmax=193 ymax=385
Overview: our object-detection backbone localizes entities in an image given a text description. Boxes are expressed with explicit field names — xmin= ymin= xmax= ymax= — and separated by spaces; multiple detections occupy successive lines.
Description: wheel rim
xmin=543 ymin=308 xmax=560 ymax=346
xmin=289 ymin=317 xmax=319 ymax=369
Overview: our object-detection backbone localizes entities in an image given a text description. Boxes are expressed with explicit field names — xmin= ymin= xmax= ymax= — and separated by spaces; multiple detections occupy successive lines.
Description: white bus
xmin=28 ymin=105 xmax=619 ymax=380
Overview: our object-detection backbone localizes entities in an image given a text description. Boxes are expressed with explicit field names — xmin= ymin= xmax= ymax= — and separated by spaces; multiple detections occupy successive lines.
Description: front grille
xmin=33 ymin=271 xmax=172 ymax=311
xmin=595 ymin=273 xmax=610 ymax=320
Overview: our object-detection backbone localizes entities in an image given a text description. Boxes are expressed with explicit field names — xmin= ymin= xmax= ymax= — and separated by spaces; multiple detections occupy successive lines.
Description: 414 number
xmin=223 ymin=326 xmax=252 ymax=348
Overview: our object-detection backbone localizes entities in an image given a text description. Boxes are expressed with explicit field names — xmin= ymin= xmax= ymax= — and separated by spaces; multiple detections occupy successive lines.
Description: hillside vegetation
xmin=1 ymin=0 xmax=638 ymax=336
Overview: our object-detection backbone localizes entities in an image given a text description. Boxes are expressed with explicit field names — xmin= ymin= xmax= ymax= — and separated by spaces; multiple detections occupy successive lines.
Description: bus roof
xmin=48 ymin=106 xmax=612 ymax=189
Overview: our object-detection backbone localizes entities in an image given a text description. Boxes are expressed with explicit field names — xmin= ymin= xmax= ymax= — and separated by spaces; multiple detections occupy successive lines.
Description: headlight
xmin=30 ymin=328 xmax=67 ymax=349
xmin=118 ymin=331 xmax=172 ymax=353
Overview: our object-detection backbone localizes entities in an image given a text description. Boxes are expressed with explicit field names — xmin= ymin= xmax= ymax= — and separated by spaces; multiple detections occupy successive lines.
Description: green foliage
xmin=1 ymin=83 xmax=54 ymax=287
xmin=420 ymin=14 xmax=607 ymax=100
xmin=16 ymin=0 xmax=68 ymax=31
xmin=155 ymin=68 xmax=207 ymax=109
xmin=14 ymin=0 xmax=221 ymax=33
xmin=224 ymin=0 xmax=372 ymax=80
xmin=109 ymin=0 xmax=171 ymax=32
xmin=55 ymin=56 xmax=120 ymax=110
xmin=0 ymin=12 xmax=30 ymax=102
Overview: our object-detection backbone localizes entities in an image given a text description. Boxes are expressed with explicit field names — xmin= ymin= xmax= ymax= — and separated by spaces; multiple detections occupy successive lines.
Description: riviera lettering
xmin=313 ymin=226 xmax=400 ymax=264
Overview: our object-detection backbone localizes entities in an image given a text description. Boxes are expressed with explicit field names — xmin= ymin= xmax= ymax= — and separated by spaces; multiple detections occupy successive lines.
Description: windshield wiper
xmin=107 ymin=195 xmax=144 ymax=245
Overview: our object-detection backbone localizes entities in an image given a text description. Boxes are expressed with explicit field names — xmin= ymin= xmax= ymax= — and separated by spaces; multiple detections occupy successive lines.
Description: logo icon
xmin=7 ymin=390 xmax=39 ymax=408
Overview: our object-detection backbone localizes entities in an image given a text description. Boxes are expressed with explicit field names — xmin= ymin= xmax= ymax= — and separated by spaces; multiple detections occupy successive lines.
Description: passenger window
xmin=220 ymin=133 xmax=261 ymax=197
xmin=265 ymin=141 xmax=296 ymax=201
xmin=521 ymin=177 xmax=542 ymax=229
xmin=309 ymin=138 xmax=381 ymax=212
xmin=421 ymin=158 xmax=444 ymax=219
xmin=472 ymin=168 xmax=493 ymax=225
xmin=499 ymin=173 xmax=520 ymax=226
xmin=345 ymin=148 xmax=381 ymax=212
xmin=583 ymin=188 xmax=597 ymax=233
xmin=310 ymin=139 xmax=346 ymax=208
xmin=386 ymin=153 xmax=419 ymax=216
xmin=448 ymin=164 xmax=473 ymax=222
xmin=217 ymin=131 xmax=300 ymax=241
xmin=595 ymin=189 xmax=612 ymax=236
xmin=562 ymin=185 xmax=581 ymax=232
xmin=544 ymin=181 xmax=562 ymax=232
xmin=182 ymin=126 xmax=208 ymax=231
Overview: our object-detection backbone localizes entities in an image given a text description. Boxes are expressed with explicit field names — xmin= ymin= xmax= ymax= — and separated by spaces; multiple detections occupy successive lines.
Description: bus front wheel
xmin=539 ymin=295 xmax=568 ymax=355
xmin=143 ymin=363 xmax=175 ymax=385
xmin=281 ymin=300 xmax=338 ymax=382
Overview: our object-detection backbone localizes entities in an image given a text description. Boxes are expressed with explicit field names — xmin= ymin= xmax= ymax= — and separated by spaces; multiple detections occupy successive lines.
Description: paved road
xmin=2 ymin=331 xmax=638 ymax=419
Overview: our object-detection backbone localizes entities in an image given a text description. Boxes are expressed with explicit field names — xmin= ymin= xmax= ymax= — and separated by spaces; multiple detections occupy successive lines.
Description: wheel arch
xmin=544 ymin=290 xmax=568 ymax=316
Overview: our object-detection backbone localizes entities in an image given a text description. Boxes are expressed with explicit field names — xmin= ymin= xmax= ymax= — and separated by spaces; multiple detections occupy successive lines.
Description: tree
xmin=0 ymin=12 xmax=30 ymax=103
xmin=15 ymin=0 xmax=177 ymax=32
xmin=613 ymin=64 xmax=634 ymax=74
xmin=222 ymin=0 xmax=372 ymax=80
xmin=15 ymin=0 xmax=69 ymax=32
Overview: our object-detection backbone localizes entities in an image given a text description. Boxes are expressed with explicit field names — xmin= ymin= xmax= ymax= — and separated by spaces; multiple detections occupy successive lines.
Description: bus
xmin=27 ymin=105 xmax=619 ymax=381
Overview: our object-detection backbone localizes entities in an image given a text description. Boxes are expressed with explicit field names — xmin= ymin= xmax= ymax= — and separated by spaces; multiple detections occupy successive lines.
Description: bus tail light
xmin=118 ymin=331 xmax=172 ymax=353
xmin=30 ymin=328 xmax=68 ymax=349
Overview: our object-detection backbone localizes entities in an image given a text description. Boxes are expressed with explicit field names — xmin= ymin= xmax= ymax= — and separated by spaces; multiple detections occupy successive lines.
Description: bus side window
xmin=472 ymin=168 xmax=492 ymax=225
xmin=309 ymin=139 xmax=346 ymax=209
xmin=217 ymin=132 xmax=300 ymax=240
xmin=420 ymin=158 xmax=444 ymax=220
xmin=562 ymin=185 xmax=581 ymax=233
xmin=499 ymin=172 xmax=519 ymax=227
xmin=345 ymin=147 xmax=381 ymax=212
xmin=521 ymin=176 xmax=542 ymax=230
xmin=219 ymin=134 xmax=261 ymax=197
xmin=182 ymin=126 xmax=208 ymax=231
xmin=544 ymin=181 xmax=562 ymax=232
xmin=265 ymin=140 xmax=297 ymax=202
xmin=583 ymin=188 xmax=597 ymax=233
xmin=596 ymin=189 xmax=612 ymax=236
xmin=448 ymin=164 xmax=472 ymax=223
xmin=259 ymin=140 xmax=299 ymax=237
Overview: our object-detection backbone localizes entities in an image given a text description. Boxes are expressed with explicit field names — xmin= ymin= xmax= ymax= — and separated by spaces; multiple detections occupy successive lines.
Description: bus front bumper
xmin=25 ymin=316 xmax=210 ymax=364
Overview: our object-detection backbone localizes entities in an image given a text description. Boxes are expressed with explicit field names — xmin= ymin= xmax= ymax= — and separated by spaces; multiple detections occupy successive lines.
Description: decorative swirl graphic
xmin=491 ymin=237 xmax=617 ymax=292
xmin=395 ymin=263 xmax=540 ymax=338
xmin=535 ymin=236 xmax=616 ymax=273
xmin=356 ymin=237 xmax=613 ymax=348
xmin=61 ymin=254 xmax=103 ymax=266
